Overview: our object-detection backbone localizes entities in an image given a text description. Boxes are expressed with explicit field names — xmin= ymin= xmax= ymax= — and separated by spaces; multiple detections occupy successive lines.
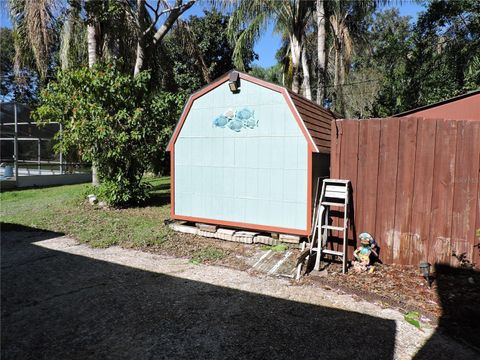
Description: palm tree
xmin=328 ymin=0 xmax=373 ymax=114
xmin=227 ymin=0 xmax=314 ymax=94
xmin=8 ymin=0 xmax=58 ymax=81
xmin=59 ymin=0 xmax=87 ymax=70
xmin=316 ymin=0 xmax=327 ymax=105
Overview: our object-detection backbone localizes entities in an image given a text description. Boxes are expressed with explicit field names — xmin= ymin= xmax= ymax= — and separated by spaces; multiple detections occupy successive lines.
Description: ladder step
xmin=322 ymin=249 xmax=344 ymax=257
xmin=325 ymin=185 xmax=348 ymax=193
xmin=325 ymin=191 xmax=347 ymax=199
xmin=311 ymin=247 xmax=345 ymax=257
xmin=321 ymin=201 xmax=345 ymax=207
xmin=321 ymin=225 xmax=346 ymax=231
xmin=324 ymin=179 xmax=350 ymax=184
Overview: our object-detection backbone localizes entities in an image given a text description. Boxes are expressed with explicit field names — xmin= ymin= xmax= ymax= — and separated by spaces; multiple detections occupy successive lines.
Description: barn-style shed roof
xmin=167 ymin=71 xmax=335 ymax=153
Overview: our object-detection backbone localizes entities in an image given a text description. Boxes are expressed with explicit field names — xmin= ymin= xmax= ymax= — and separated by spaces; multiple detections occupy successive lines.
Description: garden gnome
xmin=353 ymin=232 xmax=378 ymax=273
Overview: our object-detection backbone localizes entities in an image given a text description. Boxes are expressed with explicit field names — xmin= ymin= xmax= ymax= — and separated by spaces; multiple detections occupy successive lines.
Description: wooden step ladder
xmin=310 ymin=179 xmax=350 ymax=274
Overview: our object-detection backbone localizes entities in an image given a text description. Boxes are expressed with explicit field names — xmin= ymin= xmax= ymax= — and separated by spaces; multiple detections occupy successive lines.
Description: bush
xmin=33 ymin=64 xmax=183 ymax=206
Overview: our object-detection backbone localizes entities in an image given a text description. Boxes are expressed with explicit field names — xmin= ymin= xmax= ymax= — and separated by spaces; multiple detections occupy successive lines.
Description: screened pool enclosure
xmin=0 ymin=102 xmax=91 ymax=187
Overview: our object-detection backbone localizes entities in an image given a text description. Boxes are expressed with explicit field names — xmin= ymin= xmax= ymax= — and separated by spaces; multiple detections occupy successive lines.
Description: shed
xmin=167 ymin=71 xmax=334 ymax=236
xmin=394 ymin=89 xmax=480 ymax=120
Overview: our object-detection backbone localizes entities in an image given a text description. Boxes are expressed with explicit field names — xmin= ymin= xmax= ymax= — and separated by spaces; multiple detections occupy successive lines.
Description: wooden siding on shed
xmin=288 ymin=91 xmax=332 ymax=153
xmin=330 ymin=117 xmax=480 ymax=267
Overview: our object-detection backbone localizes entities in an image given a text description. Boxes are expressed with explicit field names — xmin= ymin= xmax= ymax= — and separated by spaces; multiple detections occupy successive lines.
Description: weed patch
xmin=190 ymin=247 xmax=226 ymax=264
xmin=261 ymin=244 xmax=289 ymax=252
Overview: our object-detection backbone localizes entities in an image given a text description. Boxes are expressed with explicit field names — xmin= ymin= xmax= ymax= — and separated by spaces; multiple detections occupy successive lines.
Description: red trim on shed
xmin=172 ymin=214 xmax=310 ymax=236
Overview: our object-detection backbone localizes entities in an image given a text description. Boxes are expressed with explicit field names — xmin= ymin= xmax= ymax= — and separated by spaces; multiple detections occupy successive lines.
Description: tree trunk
xmin=290 ymin=34 xmax=302 ymax=93
xmin=333 ymin=41 xmax=341 ymax=114
xmin=338 ymin=51 xmax=346 ymax=115
xmin=316 ymin=0 xmax=326 ymax=105
xmin=87 ymin=24 xmax=97 ymax=68
xmin=134 ymin=0 xmax=195 ymax=76
xmin=134 ymin=0 xmax=146 ymax=77
xmin=133 ymin=41 xmax=145 ymax=77
xmin=301 ymin=46 xmax=312 ymax=100
xmin=86 ymin=0 xmax=99 ymax=186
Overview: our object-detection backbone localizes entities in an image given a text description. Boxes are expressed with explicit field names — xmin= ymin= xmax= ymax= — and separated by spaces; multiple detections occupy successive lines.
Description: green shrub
xmin=33 ymin=63 xmax=184 ymax=206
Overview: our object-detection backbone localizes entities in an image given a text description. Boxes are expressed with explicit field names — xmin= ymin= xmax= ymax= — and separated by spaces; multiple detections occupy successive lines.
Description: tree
xmin=227 ymin=0 xmax=314 ymax=94
xmin=367 ymin=9 xmax=412 ymax=116
xmin=8 ymin=0 xmax=58 ymax=81
xmin=0 ymin=26 xmax=39 ymax=102
xmin=59 ymin=0 xmax=87 ymax=70
xmin=163 ymin=10 xmax=257 ymax=94
xmin=371 ymin=1 xmax=480 ymax=116
xmin=249 ymin=64 xmax=284 ymax=86
xmin=148 ymin=91 xmax=187 ymax=175
xmin=327 ymin=0 xmax=374 ymax=115
xmin=1 ymin=27 xmax=16 ymax=99
xmin=33 ymin=64 xmax=184 ymax=206
xmin=316 ymin=0 xmax=327 ymax=105
xmin=133 ymin=0 xmax=196 ymax=77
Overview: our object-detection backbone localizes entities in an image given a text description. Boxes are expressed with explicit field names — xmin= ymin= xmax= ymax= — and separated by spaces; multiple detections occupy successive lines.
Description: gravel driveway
xmin=1 ymin=227 xmax=478 ymax=359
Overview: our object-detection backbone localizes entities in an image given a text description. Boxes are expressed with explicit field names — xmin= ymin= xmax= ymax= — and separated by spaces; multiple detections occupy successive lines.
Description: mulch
xmin=304 ymin=260 xmax=480 ymax=324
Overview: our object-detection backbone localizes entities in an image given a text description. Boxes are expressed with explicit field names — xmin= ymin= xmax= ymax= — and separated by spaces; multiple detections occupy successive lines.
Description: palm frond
xmin=227 ymin=0 xmax=274 ymax=70
xmin=59 ymin=0 xmax=87 ymax=70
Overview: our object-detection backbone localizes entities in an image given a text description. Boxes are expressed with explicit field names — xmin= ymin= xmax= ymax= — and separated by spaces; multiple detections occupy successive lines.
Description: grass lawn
xmin=0 ymin=177 xmax=241 ymax=263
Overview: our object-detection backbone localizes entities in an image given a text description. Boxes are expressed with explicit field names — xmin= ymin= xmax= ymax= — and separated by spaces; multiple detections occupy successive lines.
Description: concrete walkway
xmin=1 ymin=230 xmax=478 ymax=359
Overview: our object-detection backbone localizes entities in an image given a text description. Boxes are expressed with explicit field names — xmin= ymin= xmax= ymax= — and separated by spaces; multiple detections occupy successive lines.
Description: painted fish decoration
xmin=213 ymin=107 xmax=258 ymax=132
xmin=213 ymin=115 xmax=229 ymax=128
xmin=227 ymin=118 xmax=244 ymax=132
xmin=243 ymin=117 xmax=258 ymax=129
xmin=235 ymin=108 xmax=254 ymax=120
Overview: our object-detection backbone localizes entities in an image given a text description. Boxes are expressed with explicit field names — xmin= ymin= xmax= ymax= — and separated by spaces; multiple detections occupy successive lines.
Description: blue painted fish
xmin=235 ymin=108 xmax=254 ymax=120
xmin=213 ymin=115 xmax=229 ymax=128
xmin=227 ymin=118 xmax=244 ymax=132
xmin=243 ymin=117 xmax=258 ymax=129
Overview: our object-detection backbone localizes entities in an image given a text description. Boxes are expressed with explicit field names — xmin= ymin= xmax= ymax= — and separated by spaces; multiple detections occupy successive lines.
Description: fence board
xmin=330 ymin=120 xmax=341 ymax=178
xmin=429 ymin=119 xmax=458 ymax=264
xmin=475 ymin=154 xmax=480 ymax=267
xmin=374 ymin=118 xmax=400 ymax=264
xmin=356 ymin=120 xmax=381 ymax=239
xmin=451 ymin=120 xmax=480 ymax=266
xmin=339 ymin=120 xmax=359 ymax=256
xmin=393 ymin=118 xmax=418 ymax=264
xmin=409 ymin=118 xmax=437 ymax=265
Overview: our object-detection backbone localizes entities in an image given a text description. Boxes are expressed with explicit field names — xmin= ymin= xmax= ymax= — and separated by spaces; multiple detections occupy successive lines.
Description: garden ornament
xmin=353 ymin=232 xmax=378 ymax=273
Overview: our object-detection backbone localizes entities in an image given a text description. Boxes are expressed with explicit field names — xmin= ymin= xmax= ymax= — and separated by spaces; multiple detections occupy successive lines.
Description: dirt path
xmin=2 ymin=230 xmax=478 ymax=360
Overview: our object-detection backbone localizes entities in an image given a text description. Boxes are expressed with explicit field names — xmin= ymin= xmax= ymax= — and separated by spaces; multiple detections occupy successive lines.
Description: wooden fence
xmin=330 ymin=117 xmax=480 ymax=267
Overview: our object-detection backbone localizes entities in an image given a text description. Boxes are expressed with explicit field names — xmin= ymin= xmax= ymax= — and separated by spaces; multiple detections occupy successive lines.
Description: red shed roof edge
xmin=393 ymin=89 xmax=480 ymax=117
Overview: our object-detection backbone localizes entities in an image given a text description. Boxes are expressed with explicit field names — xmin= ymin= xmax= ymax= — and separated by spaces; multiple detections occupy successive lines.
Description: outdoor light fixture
xmin=419 ymin=261 xmax=431 ymax=287
xmin=229 ymin=71 xmax=240 ymax=93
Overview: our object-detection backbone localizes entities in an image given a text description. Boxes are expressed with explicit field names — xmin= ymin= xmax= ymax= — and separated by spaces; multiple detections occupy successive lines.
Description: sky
xmin=0 ymin=1 xmax=426 ymax=68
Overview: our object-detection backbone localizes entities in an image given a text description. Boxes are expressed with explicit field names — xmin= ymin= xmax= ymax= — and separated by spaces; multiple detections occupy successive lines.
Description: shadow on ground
xmin=413 ymin=264 xmax=480 ymax=359
xmin=142 ymin=191 xmax=170 ymax=207
xmin=141 ymin=181 xmax=170 ymax=207
xmin=1 ymin=223 xmax=396 ymax=360
xmin=2 ymin=223 xmax=479 ymax=359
